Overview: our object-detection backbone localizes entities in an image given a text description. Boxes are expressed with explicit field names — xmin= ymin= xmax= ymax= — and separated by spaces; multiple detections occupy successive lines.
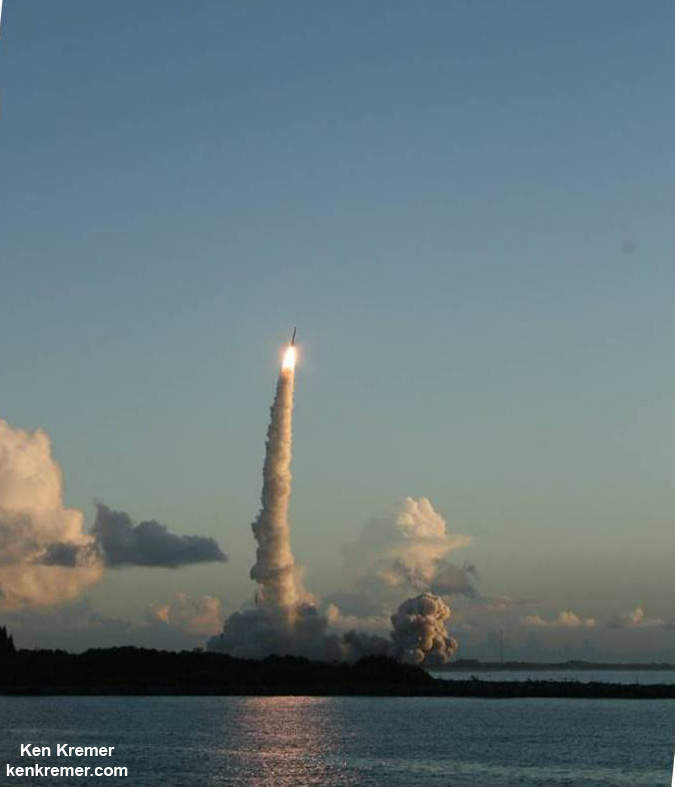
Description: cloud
xmin=151 ymin=593 xmax=223 ymax=636
xmin=5 ymin=594 xmax=229 ymax=651
xmin=329 ymin=497 xmax=473 ymax=619
xmin=607 ymin=607 xmax=665 ymax=630
xmin=90 ymin=504 xmax=227 ymax=568
xmin=523 ymin=610 xmax=597 ymax=629
xmin=3 ymin=599 xmax=134 ymax=650
xmin=45 ymin=504 xmax=228 ymax=569
xmin=0 ymin=418 xmax=228 ymax=612
xmin=0 ymin=420 xmax=103 ymax=610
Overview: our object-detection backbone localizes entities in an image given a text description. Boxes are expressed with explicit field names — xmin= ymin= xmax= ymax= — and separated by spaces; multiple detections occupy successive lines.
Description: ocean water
xmin=431 ymin=669 xmax=675 ymax=685
xmin=0 ymin=695 xmax=672 ymax=786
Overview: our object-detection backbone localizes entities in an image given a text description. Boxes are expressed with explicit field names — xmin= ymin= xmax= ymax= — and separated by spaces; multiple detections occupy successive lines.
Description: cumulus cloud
xmin=607 ymin=607 xmax=665 ymax=630
xmin=330 ymin=497 xmax=473 ymax=619
xmin=0 ymin=420 xmax=103 ymax=610
xmin=523 ymin=610 xmax=597 ymax=629
xmin=90 ymin=504 xmax=227 ymax=568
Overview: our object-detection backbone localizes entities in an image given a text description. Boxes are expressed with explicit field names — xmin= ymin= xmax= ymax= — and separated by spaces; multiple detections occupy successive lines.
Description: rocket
xmin=290 ymin=327 xmax=297 ymax=346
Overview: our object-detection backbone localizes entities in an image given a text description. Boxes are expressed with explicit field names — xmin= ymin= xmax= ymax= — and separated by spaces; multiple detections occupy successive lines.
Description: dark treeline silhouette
xmin=0 ymin=649 xmax=431 ymax=695
xmin=1 ymin=646 xmax=675 ymax=697
xmin=0 ymin=625 xmax=16 ymax=655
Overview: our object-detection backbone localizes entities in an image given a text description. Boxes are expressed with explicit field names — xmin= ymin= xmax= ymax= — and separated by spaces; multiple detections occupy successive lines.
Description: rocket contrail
xmin=249 ymin=342 xmax=300 ymax=608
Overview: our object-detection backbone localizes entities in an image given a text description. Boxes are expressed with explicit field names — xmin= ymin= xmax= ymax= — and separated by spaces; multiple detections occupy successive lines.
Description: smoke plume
xmin=210 ymin=349 xmax=320 ymax=656
xmin=209 ymin=350 xmax=460 ymax=664
xmin=208 ymin=349 xmax=373 ymax=660
xmin=390 ymin=592 xmax=458 ymax=665
xmin=249 ymin=353 xmax=302 ymax=607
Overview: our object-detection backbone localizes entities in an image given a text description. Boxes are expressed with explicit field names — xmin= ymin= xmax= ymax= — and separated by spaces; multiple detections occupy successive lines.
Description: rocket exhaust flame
xmin=282 ymin=345 xmax=296 ymax=371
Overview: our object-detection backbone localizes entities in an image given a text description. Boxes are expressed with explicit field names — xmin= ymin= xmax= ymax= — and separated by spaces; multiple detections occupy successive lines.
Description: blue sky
xmin=1 ymin=1 xmax=674 ymax=656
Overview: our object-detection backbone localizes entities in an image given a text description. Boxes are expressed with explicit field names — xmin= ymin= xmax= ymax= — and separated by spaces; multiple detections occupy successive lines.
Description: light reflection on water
xmin=0 ymin=695 xmax=671 ymax=786
xmin=214 ymin=697 xmax=356 ymax=786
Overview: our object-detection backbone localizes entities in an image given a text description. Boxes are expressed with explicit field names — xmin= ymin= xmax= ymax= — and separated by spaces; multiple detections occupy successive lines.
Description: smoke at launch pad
xmin=209 ymin=338 xmax=457 ymax=664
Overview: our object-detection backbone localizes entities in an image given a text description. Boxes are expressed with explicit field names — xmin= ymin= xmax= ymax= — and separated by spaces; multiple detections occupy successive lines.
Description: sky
xmin=0 ymin=1 xmax=674 ymax=660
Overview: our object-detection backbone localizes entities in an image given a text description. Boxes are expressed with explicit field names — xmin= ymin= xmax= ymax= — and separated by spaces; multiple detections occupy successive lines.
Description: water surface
xmin=0 ymin=696 xmax=671 ymax=786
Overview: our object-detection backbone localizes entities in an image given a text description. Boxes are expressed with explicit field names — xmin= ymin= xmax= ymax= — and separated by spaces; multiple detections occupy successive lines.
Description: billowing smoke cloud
xmin=329 ymin=497 xmax=473 ymax=619
xmin=0 ymin=420 xmax=103 ymax=610
xmin=390 ymin=592 xmax=458 ymax=665
xmin=90 ymin=504 xmax=227 ymax=568
xmin=523 ymin=610 xmax=597 ymax=629
xmin=209 ymin=601 xmax=392 ymax=661
xmin=0 ymin=418 xmax=227 ymax=611
xmin=151 ymin=593 xmax=223 ymax=636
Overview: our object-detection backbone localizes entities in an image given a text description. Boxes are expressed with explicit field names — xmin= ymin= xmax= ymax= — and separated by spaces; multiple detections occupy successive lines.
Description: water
xmin=0 ymin=695 xmax=672 ymax=786
xmin=432 ymin=669 xmax=675 ymax=685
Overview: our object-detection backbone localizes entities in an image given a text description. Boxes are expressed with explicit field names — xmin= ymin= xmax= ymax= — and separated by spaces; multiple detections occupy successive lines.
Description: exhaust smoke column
xmin=209 ymin=339 xmax=461 ymax=662
xmin=249 ymin=344 xmax=300 ymax=608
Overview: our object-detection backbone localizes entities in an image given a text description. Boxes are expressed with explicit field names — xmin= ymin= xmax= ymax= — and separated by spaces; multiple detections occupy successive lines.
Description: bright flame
xmin=282 ymin=345 xmax=296 ymax=371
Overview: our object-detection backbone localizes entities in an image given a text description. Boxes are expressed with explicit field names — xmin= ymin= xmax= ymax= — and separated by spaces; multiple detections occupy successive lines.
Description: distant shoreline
xmin=433 ymin=660 xmax=675 ymax=672
xmin=1 ymin=649 xmax=675 ymax=699
xmin=2 ymin=682 xmax=675 ymax=699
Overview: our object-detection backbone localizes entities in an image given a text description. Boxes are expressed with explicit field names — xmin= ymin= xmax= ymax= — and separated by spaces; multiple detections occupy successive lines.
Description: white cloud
xmin=523 ymin=610 xmax=597 ymax=629
xmin=331 ymin=497 xmax=473 ymax=619
xmin=0 ymin=420 xmax=103 ymax=610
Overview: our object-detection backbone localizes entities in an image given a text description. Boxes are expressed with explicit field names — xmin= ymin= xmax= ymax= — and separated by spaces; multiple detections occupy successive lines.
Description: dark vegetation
xmin=1 ymin=645 xmax=675 ymax=697
xmin=0 ymin=648 xmax=433 ymax=696
xmin=0 ymin=625 xmax=16 ymax=655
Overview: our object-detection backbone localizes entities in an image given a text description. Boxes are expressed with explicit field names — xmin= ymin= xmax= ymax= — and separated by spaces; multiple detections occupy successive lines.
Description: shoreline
xmin=3 ymin=649 xmax=675 ymax=699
